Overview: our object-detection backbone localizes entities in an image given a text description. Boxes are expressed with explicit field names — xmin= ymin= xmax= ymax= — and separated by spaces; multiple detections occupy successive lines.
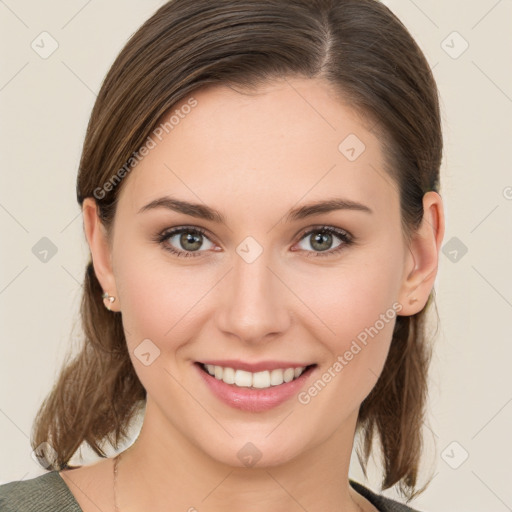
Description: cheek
xmin=292 ymin=238 xmax=404 ymax=395
xmin=112 ymin=241 xmax=203 ymax=344
xmin=294 ymin=281 xmax=400 ymax=425
xmin=113 ymin=253 xmax=213 ymax=398
xmin=295 ymin=240 xmax=403 ymax=339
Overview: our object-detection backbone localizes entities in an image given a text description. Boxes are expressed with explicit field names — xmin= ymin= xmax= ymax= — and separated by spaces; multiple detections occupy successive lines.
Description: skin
xmin=61 ymin=77 xmax=444 ymax=512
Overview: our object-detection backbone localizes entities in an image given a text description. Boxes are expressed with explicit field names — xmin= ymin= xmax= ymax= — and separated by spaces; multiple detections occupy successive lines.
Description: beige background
xmin=1 ymin=1 xmax=511 ymax=510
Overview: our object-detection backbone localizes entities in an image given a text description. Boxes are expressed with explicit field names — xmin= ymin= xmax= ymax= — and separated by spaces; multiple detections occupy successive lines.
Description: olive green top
xmin=0 ymin=470 xmax=420 ymax=511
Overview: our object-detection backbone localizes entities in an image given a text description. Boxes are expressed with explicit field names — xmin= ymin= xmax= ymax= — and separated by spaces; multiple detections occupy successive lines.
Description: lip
xmin=195 ymin=362 xmax=317 ymax=412
xmin=198 ymin=359 xmax=314 ymax=372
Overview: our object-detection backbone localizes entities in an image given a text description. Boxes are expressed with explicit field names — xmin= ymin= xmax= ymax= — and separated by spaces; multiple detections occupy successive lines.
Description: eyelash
xmin=153 ymin=225 xmax=354 ymax=259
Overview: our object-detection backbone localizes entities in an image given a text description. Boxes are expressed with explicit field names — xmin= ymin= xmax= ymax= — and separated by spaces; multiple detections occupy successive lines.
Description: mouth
xmin=195 ymin=361 xmax=317 ymax=390
xmin=194 ymin=360 xmax=318 ymax=412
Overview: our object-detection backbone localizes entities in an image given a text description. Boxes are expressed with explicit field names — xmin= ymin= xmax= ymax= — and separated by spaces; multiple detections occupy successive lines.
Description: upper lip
xmin=198 ymin=360 xmax=315 ymax=373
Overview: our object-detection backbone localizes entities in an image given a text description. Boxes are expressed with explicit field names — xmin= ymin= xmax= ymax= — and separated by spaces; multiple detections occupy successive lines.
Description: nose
xmin=215 ymin=248 xmax=291 ymax=345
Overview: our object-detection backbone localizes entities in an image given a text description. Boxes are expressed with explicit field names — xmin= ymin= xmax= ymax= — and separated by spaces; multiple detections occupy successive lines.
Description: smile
xmin=201 ymin=363 xmax=312 ymax=389
xmin=195 ymin=361 xmax=318 ymax=412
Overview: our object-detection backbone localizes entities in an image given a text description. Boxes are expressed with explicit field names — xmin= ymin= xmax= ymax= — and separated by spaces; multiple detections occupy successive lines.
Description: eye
xmin=154 ymin=225 xmax=354 ymax=259
xmin=155 ymin=226 xmax=216 ymax=258
xmin=294 ymin=226 xmax=354 ymax=258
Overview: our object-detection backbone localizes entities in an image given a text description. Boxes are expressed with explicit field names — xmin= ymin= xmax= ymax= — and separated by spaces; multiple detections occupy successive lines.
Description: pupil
xmin=181 ymin=232 xmax=202 ymax=251
xmin=311 ymin=232 xmax=332 ymax=252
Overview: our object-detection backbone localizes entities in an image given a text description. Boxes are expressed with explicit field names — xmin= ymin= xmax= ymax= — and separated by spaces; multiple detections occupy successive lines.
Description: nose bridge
xmin=216 ymin=246 xmax=289 ymax=343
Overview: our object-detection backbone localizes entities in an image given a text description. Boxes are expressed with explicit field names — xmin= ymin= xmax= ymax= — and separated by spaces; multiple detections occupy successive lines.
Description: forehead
xmin=117 ymin=77 xmax=398 ymax=222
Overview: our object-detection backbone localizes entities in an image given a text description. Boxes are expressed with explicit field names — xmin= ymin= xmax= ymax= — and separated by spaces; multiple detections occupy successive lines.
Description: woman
xmin=0 ymin=0 xmax=445 ymax=511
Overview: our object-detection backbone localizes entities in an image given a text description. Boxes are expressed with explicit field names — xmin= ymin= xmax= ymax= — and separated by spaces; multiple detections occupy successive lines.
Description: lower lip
xmin=195 ymin=363 xmax=317 ymax=412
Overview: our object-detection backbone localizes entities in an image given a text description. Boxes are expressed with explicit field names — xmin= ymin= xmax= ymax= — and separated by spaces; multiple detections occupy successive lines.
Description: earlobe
xmin=82 ymin=198 xmax=120 ymax=312
xmin=398 ymin=191 xmax=445 ymax=316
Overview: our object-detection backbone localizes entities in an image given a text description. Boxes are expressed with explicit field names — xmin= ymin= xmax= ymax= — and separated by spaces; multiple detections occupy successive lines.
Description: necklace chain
xmin=113 ymin=451 xmax=364 ymax=512
xmin=113 ymin=452 xmax=120 ymax=512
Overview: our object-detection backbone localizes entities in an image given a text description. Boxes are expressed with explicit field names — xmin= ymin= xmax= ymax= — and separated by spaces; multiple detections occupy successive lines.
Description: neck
xmin=115 ymin=398 xmax=366 ymax=512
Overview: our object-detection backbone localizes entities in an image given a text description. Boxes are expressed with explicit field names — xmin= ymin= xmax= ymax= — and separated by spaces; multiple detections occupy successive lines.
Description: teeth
xmin=235 ymin=369 xmax=253 ymax=387
xmin=223 ymin=367 xmax=235 ymax=384
xmin=252 ymin=370 xmax=270 ymax=388
xmin=203 ymin=364 xmax=308 ymax=389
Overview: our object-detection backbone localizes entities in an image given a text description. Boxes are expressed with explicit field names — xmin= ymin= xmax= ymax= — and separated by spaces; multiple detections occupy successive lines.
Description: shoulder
xmin=0 ymin=471 xmax=83 ymax=512
xmin=350 ymin=480 xmax=422 ymax=512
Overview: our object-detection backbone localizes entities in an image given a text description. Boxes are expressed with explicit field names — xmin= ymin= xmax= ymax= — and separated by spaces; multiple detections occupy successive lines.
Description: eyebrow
xmin=137 ymin=195 xmax=373 ymax=224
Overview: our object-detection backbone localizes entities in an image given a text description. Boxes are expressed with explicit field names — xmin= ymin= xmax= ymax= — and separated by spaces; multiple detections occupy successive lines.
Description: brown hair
xmin=31 ymin=0 xmax=442 ymax=501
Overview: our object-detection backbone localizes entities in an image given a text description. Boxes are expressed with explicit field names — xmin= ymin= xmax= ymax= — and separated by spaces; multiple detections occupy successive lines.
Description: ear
xmin=82 ymin=197 xmax=120 ymax=312
xmin=397 ymin=191 xmax=445 ymax=316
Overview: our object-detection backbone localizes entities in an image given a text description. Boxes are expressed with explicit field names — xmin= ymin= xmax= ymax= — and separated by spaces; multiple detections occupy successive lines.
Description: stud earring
xmin=102 ymin=291 xmax=116 ymax=311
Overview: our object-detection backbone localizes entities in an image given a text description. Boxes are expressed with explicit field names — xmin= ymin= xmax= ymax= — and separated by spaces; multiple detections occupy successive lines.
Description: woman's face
xmin=86 ymin=77 xmax=435 ymax=468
